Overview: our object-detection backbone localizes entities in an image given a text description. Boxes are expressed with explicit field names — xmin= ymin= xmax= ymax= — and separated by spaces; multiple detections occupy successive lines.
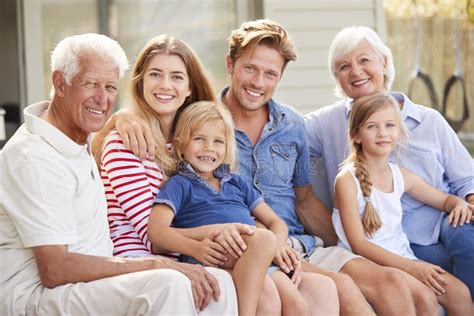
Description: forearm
xmin=175 ymin=224 xmax=221 ymax=241
xmin=149 ymin=226 xmax=199 ymax=256
xmin=351 ymin=240 xmax=413 ymax=273
xmin=267 ymin=220 xmax=288 ymax=246
xmin=296 ymin=198 xmax=337 ymax=246
xmin=33 ymin=245 xmax=174 ymax=288
xmin=443 ymin=194 xmax=467 ymax=212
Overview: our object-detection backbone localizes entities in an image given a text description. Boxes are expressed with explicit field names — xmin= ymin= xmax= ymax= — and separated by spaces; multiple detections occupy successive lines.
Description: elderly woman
xmin=305 ymin=26 xmax=474 ymax=301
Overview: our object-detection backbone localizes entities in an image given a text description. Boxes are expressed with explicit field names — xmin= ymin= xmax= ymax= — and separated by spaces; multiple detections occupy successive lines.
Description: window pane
xmin=111 ymin=0 xmax=236 ymax=108
xmin=27 ymin=0 xmax=236 ymax=110
xmin=40 ymin=0 xmax=98 ymax=97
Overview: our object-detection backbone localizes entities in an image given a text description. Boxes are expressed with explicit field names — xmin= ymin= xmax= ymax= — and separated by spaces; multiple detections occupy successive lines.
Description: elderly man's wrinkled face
xmin=60 ymin=55 xmax=119 ymax=144
xmin=335 ymin=41 xmax=387 ymax=100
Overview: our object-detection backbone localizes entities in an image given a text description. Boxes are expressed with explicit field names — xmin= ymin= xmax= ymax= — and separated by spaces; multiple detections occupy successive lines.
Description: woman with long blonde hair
xmin=100 ymin=34 xmax=215 ymax=258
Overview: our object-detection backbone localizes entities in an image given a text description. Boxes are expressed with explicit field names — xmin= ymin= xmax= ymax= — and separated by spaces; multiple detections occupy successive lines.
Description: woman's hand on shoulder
xmin=115 ymin=109 xmax=155 ymax=159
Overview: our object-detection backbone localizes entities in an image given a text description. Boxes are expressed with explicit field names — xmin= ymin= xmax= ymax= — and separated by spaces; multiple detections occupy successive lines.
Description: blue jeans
xmin=411 ymin=215 xmax=474 ymax=299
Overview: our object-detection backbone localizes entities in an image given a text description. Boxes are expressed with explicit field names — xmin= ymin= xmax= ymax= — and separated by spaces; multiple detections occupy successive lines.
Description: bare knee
xmin=362 ymin=268 xmax=408 ymax=298
xmin=246 ymin=229 xmax=277 ymax=255
xmin=314 ymin=274 xmax=338 ymax=295
xmin=382 ymin=269 xmax=407 ymax=289
xmin=290 ymin=298 xmax=310 ymax=316
xmin=331 ymin=272 xmax=359 ymax=296
xmin=330 ymin=272 xmax=374 ymax=315
xmin=257 ymin=276 xmax=281 ymax=315
xmin=300 ymin=274 xmax=339 ymax=316
xmin=414 ymin=286 xmax=438 ymax=315
xmin=280 ymin=288 xmax=309 ymax=316
xmin=448 ymin=281 xmax=471 ymax=304
xmin=441 ymin=279 xmax=472 ymax=313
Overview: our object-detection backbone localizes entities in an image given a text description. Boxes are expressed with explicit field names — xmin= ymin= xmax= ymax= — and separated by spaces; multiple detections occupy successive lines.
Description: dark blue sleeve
xmin=154 ymin=175 xmax=189 ymax=215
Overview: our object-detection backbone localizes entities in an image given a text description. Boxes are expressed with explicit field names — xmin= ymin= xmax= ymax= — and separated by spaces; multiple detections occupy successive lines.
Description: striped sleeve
xmin=100 ymin=130 xmax=164 ymax=257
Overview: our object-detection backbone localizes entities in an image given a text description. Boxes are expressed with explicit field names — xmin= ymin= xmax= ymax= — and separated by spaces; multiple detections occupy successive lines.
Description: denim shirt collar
xmin=178 ymin=161 xmax=232 ymax=183
xmin=343 ymin=92 xmax=422 ymax=124
xmin=267 ymin=97 xmax=286 ymax=125
xmin=219 ymin=86 xmax=286 ymax=131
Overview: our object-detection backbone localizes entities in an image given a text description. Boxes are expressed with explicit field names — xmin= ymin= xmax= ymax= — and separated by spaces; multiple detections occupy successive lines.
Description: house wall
xmin=263 ymin=0 xmax=385 ymax=114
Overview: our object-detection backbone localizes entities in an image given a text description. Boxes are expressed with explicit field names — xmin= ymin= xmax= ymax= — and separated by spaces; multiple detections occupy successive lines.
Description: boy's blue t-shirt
xmin=154 ymin=163 xmax=264 ymax=228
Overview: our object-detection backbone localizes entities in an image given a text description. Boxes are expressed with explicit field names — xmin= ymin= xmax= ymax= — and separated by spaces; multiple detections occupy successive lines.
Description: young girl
xmin=333 ymin=92 xmax=473 ymax=315
xmin=148 ymin=101 xmax=339 ymax=316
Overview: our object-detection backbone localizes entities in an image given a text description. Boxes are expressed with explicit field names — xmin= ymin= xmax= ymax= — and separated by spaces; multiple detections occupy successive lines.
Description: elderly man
xmin=0 ymin=33 xmax=236 ymax=316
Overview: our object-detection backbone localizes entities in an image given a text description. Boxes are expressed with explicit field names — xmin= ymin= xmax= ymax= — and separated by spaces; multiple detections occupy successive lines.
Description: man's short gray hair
xmin=328 ymin=26 xmax=395 ymax=98
xmin=50 ymin=33 xmax=129 ymax=85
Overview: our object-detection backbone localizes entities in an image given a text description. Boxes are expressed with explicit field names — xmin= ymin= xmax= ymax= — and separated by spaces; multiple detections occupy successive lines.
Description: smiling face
xmin=335 ymin=41 xmax=387 ymax=100
xmin=182 ymin=120 xmax=227 ymax=179
xmin=143 ymin=54 xmax=191 ymax=120
xmin=354 ymin=105 xmax=400 ymax=159
xmin=226 ymin=44 xmax=284 ymax=112
xmin=57 ymin=55 xmax=119 ymax=144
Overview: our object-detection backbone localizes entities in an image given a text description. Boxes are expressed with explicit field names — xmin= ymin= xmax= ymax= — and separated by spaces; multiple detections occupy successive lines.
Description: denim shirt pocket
xmin=270 ymin=144 xmax=297 ymax=183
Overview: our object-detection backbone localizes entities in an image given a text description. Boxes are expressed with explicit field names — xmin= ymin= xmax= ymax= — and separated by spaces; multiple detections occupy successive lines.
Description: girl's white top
xmin=332 ymin=163 xmax=417 ymax=260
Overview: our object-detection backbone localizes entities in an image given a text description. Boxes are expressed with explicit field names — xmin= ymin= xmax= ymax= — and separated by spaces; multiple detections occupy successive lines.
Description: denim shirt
xmin=220 ymin=87 xmax=316 ymax=254
xmin=305 ymin=92 xmax=474 ymax=246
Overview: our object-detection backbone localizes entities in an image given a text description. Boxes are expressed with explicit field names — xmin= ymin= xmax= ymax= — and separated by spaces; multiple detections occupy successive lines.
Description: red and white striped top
xmin=100 ymin=130 xmax=164 ymax=257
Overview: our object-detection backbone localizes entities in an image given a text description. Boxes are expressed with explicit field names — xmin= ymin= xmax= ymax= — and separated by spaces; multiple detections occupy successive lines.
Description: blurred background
xmin=0 ymin=0 xmax=472 ymax=154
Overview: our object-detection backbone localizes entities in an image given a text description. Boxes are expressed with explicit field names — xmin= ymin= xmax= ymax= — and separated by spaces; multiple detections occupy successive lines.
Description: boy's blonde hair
xmin=344 ymin=92 xmax=408 ymax=237
xmin=173 ymin=101 xmax=237 ymax=173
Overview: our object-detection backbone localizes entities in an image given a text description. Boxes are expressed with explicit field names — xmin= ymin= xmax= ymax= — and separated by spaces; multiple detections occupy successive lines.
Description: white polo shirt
xmin=0 ymin=101 xmax=113 ymax=315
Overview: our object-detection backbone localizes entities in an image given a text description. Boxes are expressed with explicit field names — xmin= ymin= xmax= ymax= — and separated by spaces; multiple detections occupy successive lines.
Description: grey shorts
xmin=287 ymin=236 xmax=360 ymax=272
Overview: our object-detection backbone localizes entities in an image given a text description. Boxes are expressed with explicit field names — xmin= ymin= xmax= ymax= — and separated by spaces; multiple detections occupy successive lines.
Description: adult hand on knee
xmin=173 ymin=262 xmax=221 ymax=311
